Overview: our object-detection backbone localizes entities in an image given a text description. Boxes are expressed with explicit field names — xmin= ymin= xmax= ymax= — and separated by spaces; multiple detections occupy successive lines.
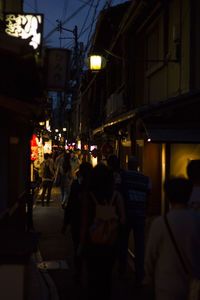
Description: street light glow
xmin=90 ymin=55 xmax=102 ymax=71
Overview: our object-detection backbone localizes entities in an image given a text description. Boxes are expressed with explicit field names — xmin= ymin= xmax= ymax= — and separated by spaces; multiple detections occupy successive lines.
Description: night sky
xmin=23 ymin=0 xmax=130 ymax=50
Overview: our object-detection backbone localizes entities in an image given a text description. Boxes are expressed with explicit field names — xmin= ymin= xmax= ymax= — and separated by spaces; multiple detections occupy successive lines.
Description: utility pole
xmin=55 ymin=20 xmax=81 ymax=144
xmin=56 ymin=20 xmax=79 ymax=83
xmin=56 ymin=20 xmax=78 ymax=51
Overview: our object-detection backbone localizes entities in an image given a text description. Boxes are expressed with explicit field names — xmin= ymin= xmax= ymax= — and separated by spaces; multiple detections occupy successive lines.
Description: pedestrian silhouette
xmin=118 ymin=156 xmax=151 ymax=283
xmin=39 ymin=153 xmax=55 ymax=206
xmin=56 ymin=152 xmax=73 ymax=207
xmin=62 ymin=162 xmax=93 ymax=282
xmin=145 ymin=177 xmax=200 ymax=300
xmin=80 ymin=163 xmax=125 ymax=300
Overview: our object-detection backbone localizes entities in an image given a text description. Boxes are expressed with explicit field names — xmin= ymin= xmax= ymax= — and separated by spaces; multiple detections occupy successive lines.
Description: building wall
xmin=190 ymin=0 xmax=200 ymax=89
xmin=170 ymin=143 xmax=200 ymax=178
xmin=143 ymin=142 xmax=162 ymax=215
xmin=179 ymin=0 xmax=190 ymax=93
xmin=0 ymin=106 xmax=30 ymax=231
xmin=0 ymin=0 xmax=22 ymax=14
xmin=143 ymin=0 xmax=190 ymax=106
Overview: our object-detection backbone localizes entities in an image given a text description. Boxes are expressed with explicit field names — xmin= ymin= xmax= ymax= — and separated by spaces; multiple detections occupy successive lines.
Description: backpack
xmin=89 ymin=191 xmax=119 ymax=246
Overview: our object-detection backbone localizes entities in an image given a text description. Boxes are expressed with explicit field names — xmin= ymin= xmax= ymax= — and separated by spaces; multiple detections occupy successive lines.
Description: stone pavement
xmin=29 ymin=186 xmax=152 ymax=300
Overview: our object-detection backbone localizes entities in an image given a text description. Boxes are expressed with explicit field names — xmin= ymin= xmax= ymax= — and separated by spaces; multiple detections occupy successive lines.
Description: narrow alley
xmin=31 ymin=186 xmax=150 ymax=300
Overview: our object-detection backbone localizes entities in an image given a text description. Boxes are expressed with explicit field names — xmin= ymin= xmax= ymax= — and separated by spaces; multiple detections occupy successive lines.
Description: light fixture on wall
xmin=86 ymin=42 xmax=180 ymax=73
xmin=86 ymin=53 xmax=106 ymax=72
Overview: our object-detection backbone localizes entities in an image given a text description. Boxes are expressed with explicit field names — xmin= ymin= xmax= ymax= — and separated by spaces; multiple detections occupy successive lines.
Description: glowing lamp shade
xmin=86 ymin=54 xmax=106 ymax=72
xmin=90 ymin=55 xmax=102 ymax=70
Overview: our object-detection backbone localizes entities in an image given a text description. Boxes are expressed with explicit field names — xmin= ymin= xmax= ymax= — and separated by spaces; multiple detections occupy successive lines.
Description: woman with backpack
xmin=80 ymin=163 xmax=125 ymax=300
xmin=56 ymin=152 xmax=73 ymax=208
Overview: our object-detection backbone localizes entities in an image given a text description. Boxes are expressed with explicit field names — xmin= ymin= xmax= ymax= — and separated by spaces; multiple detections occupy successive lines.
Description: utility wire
xmin=77 ymin=0 xmax=96 ymax=8
xmin=63 ymin=40 xmax=75 ymax=49
xmin=84 ymin=0 xmax=113 ymax=53
xmin=85 ymin=0 xmax=101 ymax=53
xmin=79 ymin=0 xmax=94 ymax=38
xmin=44 ymin=1 xmax=91 ymax=42
xmin=61 ymin=0 xmax=69 ymax=23
xmin=23 ymin=1 xmax=56 ymax=28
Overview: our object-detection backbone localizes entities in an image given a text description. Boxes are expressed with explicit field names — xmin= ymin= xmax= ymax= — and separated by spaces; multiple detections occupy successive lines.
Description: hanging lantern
xmin=86 ymin=54 xmax=106 ymax=72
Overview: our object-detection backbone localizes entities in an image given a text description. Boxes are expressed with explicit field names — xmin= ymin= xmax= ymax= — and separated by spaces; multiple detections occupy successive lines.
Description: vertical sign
xmin=45 ymin=48 xmax=72 ymax=91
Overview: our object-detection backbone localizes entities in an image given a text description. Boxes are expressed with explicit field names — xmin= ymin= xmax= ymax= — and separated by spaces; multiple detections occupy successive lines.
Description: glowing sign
xmin=5 ymin=13 xmax=43 ymax=50
xmin=31 ymin=134 xmax=39 ymax=161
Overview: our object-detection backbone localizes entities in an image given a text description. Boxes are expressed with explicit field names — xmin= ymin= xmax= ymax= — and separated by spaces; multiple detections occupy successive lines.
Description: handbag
xmin=164 ymin=214 xmax=200 ymax=300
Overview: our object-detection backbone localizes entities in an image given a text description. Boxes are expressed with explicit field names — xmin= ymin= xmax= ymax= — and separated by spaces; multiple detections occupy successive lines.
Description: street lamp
xmin=86 ymin=53 xmax=106 ymax=72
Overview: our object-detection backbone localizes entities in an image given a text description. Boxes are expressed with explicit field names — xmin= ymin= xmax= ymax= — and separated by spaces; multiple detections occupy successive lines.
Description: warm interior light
xmin=77 ymin=140 xmax=81 ymax=150
xmin=63 ymin=128 xmax=67 ymax=132
xmin=90 ymin=55 xmax=102 ymax=71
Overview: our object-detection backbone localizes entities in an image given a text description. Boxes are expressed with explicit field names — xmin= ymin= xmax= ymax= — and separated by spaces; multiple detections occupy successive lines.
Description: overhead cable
xmin=44 ymin=1 xmax=91 ymax=42
xmin=61 ymin=0 xmax=69 ymax=23
xmin=79 ymin=0 xmax=94 ymax=38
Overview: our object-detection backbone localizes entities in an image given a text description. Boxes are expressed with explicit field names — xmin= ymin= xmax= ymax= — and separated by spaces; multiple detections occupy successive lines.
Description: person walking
xmin=145 ymin=177 xmax=200 ymax=300
xmin=80 ymin=163 xmax=125 ymax=300
xmin=57 ymin=152 xmax=73 ymax=207
xmin=61 ymin=162 xmax=93 ymax=282
xmin=70 ymin=150 xmax=80 ymax=178
xmin=39 ymin=153 xmax=55 ymax=206
xmin=118 ymin=156 xmax=151 ymax=283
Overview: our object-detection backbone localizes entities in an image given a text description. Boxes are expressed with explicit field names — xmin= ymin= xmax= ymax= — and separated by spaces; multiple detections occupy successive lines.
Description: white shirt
xmin=145 ymin=209 xmax=200 ymax=300
xmin=188 ymin=186 xmax=200 ymax=208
